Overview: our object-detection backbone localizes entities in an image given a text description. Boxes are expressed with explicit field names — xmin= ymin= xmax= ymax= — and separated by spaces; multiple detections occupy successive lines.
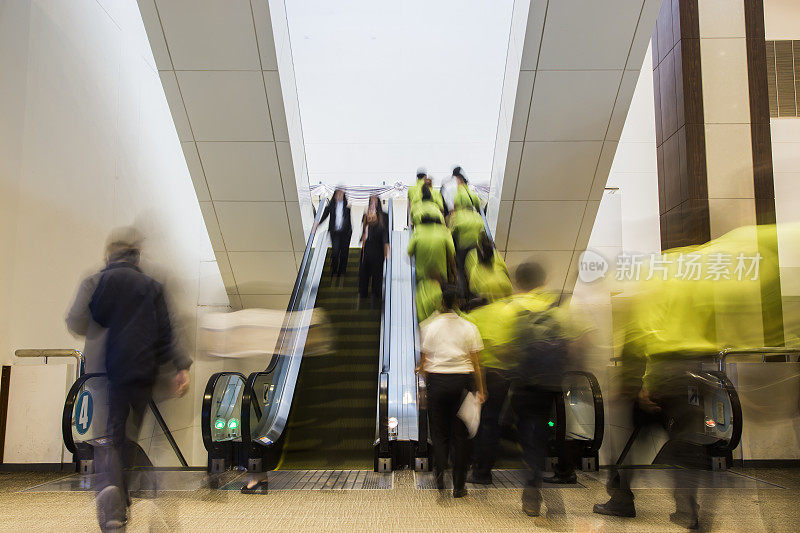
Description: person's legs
xmin=337 ymin=235 xmax=350 ymax=278
xmin=96 ymin=384 xmax=134 ymax=528
xmin=544 ymin=391 xmax=578 ymax=483
xmin=370 ymin=255 xmax=383 ymax=300
xmin=426 ymin=374 xmax=453 ymax=489
xmin=470 ymin=369 xmax=509 ymax=483
xmin=358 ymin=256 xmax=370 ymax=298
xmin=512 ymin=385 xmax=551 ymax=516
xmin=330 ymin=232 xmax=342 ymax=277
xmin=450 ymin=377 xmax=472 ymax=495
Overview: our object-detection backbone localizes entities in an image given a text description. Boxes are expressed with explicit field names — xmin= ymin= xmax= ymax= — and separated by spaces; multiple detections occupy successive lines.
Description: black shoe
xmin=522 ymin=487 xmax=542 ymax=517
xmin=240 ymin=478 xmax=268 ymax=494
xmin=467 ymin=471 xmax=492 ymax=485
xmin=670 ymin=511 xmax=699 ymax=530
xmin=593 ymin=499 xmax=636 ymax=518
xmin=543 ymin=472 xmax=577 ymax=484
xmin=453 ymin=487 xmax=467 ymax=498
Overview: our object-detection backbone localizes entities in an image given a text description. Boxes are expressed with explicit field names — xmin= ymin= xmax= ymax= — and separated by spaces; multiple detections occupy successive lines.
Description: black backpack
xmin=508 ymin=305 xmax=570 ymax=390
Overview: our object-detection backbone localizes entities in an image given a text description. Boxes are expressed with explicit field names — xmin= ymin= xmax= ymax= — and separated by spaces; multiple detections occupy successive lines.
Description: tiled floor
xmin=0 ymin=467 xmax=798 ymax=532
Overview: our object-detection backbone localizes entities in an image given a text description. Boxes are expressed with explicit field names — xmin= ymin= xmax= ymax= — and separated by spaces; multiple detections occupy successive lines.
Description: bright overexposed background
xmin=286 ymin=0 xmax=514 ymax=188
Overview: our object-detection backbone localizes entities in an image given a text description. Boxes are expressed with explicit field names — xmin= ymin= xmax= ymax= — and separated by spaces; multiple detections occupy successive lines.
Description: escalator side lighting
xmin=388 ymin=417 xmax=399 ymax=430
xmin=547 ymin=420 xmax=555 ymax=428
xmin=705 ymin=418 xmax=716 ymax=428
xmin=228 ymin=418 xmax=239 ymax=430
xmin=214 ymin=418 xmax=225 ymax=430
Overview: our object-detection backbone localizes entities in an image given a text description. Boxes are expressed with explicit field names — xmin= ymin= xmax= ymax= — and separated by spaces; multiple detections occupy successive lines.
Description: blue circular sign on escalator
xmin=74 ymin=390 xmax=94 ymax=435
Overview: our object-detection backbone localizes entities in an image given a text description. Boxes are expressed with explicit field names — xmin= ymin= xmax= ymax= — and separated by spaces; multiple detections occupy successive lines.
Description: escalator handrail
xmin=564 ymin=370 xmax=605 ymax=454
xmin=379 ymin=197 xmax=393 ymax=374
xmin=241 ymin=370 xmax=268 ymax=450
xmin=410 ymin=227 xmax=428 ymax=455
xmin=250 ymin=208 xmax=331 ymax=447
xmin=269 ymin=197 xmax=330 ymax=373
xmin=62 ymin=372 xmax=106 ymax=455
xmin=706 ymin=370 xmax=743 ymax=453
xmin=201 ymin=371 xmax=246 ymax=453
xmin=377 ymin=198 xmax=393 ymax=453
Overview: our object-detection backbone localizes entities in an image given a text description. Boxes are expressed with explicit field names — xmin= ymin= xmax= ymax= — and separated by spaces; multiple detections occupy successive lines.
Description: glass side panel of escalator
xmin=563 ymin=373 xmax=596 ymax=441
xmin=209 ymin=374 xmax=245 ymax=443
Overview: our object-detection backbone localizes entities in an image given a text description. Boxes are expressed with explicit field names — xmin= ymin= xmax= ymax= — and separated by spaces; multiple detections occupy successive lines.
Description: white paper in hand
xmin=457 ymin=392 xmax=481 ymax=439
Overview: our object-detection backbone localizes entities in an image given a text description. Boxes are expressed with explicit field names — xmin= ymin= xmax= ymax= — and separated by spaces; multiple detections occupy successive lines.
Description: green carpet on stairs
xmin=277 ymin=248 xmax=381 ymax=470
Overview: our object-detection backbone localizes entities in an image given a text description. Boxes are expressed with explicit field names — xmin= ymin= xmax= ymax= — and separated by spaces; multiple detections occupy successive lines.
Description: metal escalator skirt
xmin=388 ymin=229 xmax=419 ymax=441
xmin=250 ymin=222 xmax=331 ymax=446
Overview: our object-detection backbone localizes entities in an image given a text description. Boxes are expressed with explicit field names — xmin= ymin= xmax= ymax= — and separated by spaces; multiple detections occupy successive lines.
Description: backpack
xmin=508 ymin=305 xmax=570 ymax=390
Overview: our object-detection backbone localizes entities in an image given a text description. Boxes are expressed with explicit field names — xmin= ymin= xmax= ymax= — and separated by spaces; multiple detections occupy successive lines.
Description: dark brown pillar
xmin=652 ymin=0 xmax=709 ymax=251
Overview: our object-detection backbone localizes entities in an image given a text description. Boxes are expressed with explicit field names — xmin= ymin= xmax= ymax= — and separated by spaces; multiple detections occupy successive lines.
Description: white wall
xmin=0 ymin=0 xmax=227 ymax=465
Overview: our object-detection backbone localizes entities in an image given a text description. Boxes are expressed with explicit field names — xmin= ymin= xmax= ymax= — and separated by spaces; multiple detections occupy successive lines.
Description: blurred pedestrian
xmin=408 ymin=168 xmax=427 ymax=207
xmin=359 ymin=195 xmax=389 ymax=305
xmin=418 ymin=286 xmax=487 ymax=497
xmin=410 ymin=186 xmax=445 ymax=226
xmin=448 ymin=200 xmax=484 ymax=296
xmin=314 ymin=187 xmax=352 ymax=286
xmin=88 ymin=227 xmax=190 ymax=531
xmin=464 ymin=232 xmax=512 ymax=305
xmin=452 ymin=166 xmax=481 ymax=213
xmin=407 ymin=211 xmax=455 ymax=284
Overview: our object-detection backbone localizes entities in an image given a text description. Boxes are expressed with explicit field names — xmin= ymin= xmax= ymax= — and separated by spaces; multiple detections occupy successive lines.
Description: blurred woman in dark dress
xmin=359 ymin=195 xmax=389 ymax=305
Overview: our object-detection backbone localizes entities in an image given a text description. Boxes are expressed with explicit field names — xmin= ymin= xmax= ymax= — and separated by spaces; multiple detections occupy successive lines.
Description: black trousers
xmin=330 ymin=230 xmax=350 ymax=277
xmin=427 ymin=373 xmax=472 ymax=491
xmin=472 ymin=369 xmax=510 ymax=477
xmin=97 ymin=383 xmax=152 ymax=505
xmin=511 ymin=385 xmax=558 ymax=488
xmin=358 ymin=252 xmax=383 ymax=299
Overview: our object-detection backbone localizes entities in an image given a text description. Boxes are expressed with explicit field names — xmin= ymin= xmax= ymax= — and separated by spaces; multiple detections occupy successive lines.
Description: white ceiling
xmin=493 ymin=0 xmax=662 ymax=294
xmin=137 ymin=0 xmax=309 ymax=309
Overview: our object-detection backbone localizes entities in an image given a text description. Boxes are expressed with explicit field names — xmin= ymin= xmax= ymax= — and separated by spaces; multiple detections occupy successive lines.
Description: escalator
xmin=206 ymin=197 xmax=393 ymax=473
xmin=274 ymin=248 xmax=380 ymax=469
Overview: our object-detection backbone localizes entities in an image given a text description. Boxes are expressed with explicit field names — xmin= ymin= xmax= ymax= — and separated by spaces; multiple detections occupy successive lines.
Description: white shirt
xmin=441 ymin=177 xmax=457 ymax=212
xmin=334 ymin=201 xmax=344 ymax=231
xmin=420 ymin=311 xmax=483 ymax=374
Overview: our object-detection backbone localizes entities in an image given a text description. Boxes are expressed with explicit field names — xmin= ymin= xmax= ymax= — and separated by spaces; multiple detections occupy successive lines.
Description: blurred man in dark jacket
xmin=88 ymin=227 xmax=190 ymax=531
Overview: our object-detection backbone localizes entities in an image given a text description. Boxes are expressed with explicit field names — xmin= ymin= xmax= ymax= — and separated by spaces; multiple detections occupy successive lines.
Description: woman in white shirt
xmin=419 ymin=286 xmax=486 ymax=497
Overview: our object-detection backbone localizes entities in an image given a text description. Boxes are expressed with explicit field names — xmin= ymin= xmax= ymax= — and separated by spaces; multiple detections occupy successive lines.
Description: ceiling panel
xmin=590 ymin=141 xmax=620 ymax=200
xmin=158 ymin=71 xmax=192 ymax=142
xmin=177 ymin=70 xmax=273 ymax=141
xmin=228 ymin=251 xmax=298 ymax=295
xmin=180 ymin=142 xmax=210 ymax=201
xmin=199 ymin=201 xmax=225 ymax=252
xmin=251 ymin=0 xmax=278 ymax=70
xmin=214 ymin=201 xmax=293 ymax=251
xmin=213 ymin=251 xmax=237 ymax=295
xmin=537 ymin=0 xmax=642 ymax=70
xmin=137 ymin=0 xmax=172 ymax=69
xmin=526 ymin=70 xmax=623 ymax=142
xmin=515 ymin=141 xmax=603 ymax=201
xmin=263 ymin=71 xmax=289 ymax=142
xmin=510 ymin=70 xmax=534 ymax=141
xmin=197 ymin=142 xmax=283 ymax=201
xmin=519 ymin=0 xmax=548 ymax=70
xmin=606 ymin=69 xmax=641 ymax=141
xmin=501 ymin=141 xmax=523 ymax=201
xmin=276 ymin=141 xmax=298 ymax=202
xmin=155 ymin=0 xmax=260 ymax=70
xmin=507 ymin=200 xmax=586 ymax=251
